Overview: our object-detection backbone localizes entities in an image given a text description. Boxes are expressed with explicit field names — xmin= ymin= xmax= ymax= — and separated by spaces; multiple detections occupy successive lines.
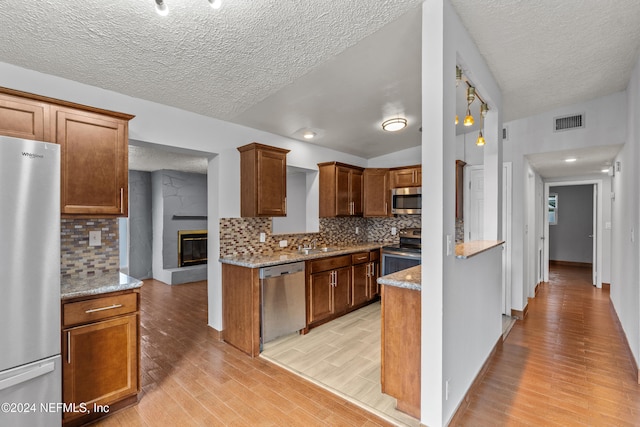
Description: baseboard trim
xmin=549 ymin=260 xmax=592 ymax=268
xmin=511 ymin=303 xmax=528 ymax=320
xmin=209 ymin=326 xmax=223 ymax=341
xmin=447 ymin=336 xmax=502 ymax=426
xmin=609 ymin=299 xmax=640 ymax=383
xmin=603 ymin=282 xmax=611 ymax=290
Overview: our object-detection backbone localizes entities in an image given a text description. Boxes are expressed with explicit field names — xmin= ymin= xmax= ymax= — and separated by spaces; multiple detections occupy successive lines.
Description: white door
xmin=465 ymin=166 xmax=485 ymax=241
xmin=592 ymin=184 xmax=598 ymax=285
xmin=502 ymin=163 xmax=512 ymax=315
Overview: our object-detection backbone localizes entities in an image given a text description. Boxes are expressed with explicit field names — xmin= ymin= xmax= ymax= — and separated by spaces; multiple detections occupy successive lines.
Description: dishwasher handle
xmin=260 ymin=261 xmax=305 ymax=279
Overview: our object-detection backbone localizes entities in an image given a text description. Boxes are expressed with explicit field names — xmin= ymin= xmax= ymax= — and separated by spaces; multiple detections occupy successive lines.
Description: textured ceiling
xmin=0 ymin=0 xmax=639 ymax=170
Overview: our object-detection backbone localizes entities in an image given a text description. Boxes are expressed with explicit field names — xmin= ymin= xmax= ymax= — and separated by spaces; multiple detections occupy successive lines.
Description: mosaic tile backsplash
xmin=61 ymin=218 xmax=120 ymax=278
xmin=219 ymin=215 xmax=422 ymax=258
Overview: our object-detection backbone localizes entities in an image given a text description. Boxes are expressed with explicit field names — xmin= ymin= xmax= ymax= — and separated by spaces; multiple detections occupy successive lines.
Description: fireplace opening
xmin=178 ymin=230 xmax=208 ymax=267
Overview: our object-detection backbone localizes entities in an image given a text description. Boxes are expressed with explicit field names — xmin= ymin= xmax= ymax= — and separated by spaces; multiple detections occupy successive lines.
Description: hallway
xmin=452 ymin=265 xmax=640 ymax=426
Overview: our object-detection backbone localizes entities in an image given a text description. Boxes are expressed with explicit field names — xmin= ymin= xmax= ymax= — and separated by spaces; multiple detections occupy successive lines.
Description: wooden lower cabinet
xmin=61 ymin=290 xmax=140 ymax=426
xmin=351 ymin=251 xmax=380 ymax=307
xmin=222 ymin=264 xmax=261 ymax=357
xmin=381 ymin=284 xmax=421 ymax=419
xmin=308 ymin=265 xmax=351 ymax=325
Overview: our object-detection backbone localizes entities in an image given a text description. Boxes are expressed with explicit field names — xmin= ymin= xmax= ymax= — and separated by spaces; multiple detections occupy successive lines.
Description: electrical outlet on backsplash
xmin=219 ymin=215 xmax=421 ymax=258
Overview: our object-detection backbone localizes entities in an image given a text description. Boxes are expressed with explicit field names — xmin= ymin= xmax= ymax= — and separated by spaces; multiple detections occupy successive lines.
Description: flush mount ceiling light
xmin=155 ymin=0 xmax=169 ymax=16
xmin=302 ymin=130 xmax=316 ymax=139
xmin=382 ymin=117 xmax=408 ymax=132
xmin=155 ymin=0 xmax=222 ymax=16
xmin=208 ymin=0 xmax=222 ymax=9
xmin=565 ymin=157 xmax=577 ymax=163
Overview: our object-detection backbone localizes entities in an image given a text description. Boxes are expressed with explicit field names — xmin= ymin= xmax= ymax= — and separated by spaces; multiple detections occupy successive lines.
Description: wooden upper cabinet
xmin=56 ymin=108 xmax=129 ymax=216
xmin=318 ymin=162 xmax=364 ymax=217
xmin=390 ymin=165 xmax=421 ymax=188
xmin=238 ymin=143 xmax=289 ymax=217
xmin=363 ymin=168 xmax=390 ymax=217
xmin=0 ymin=87 xmax=134 ymax=217
xmin=0 ymin=93 xmax=50 ymax=141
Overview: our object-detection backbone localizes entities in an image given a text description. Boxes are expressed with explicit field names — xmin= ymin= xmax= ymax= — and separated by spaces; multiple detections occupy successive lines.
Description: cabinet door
xmin=350 ymin=169 xmax=363 ymax=216
xmin=367 ymin=261 xmax=380 ymax=300
xmin=333 ymin=267 xmax=351 ymax=315
xmin=0 ymin=93 xmax=50 ymax=141
xmin=351 ymin=263 xmax=368 ymax=307
xmin=363 ymin=169 xmax=389 ymax=217
xmin=62 ymin=314 xmax=137 ymax=422
xmin=257 ymin=148 xmax=287 ymax=216
xmin=309 ymin=271 xmax=333 ymax=324
xmin=56 ymin=109 xmax=128 ymax=215
xmin=335 ymin=166 xmax=352 ymax=216
xmin=392 ymin=167 xmax=421 ymax=188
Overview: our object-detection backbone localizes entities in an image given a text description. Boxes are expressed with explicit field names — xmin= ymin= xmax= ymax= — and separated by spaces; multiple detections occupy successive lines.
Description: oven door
xmin=381 ymin=250 xmax=422 ymax=276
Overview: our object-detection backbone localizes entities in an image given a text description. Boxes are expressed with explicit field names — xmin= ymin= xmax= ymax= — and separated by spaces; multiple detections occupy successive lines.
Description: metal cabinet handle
xmin=67 ymin=331 xmax=71 ymax=364
xmin=120 ymin=188 xmax=124 ymax=214
xmin=85 ymin=304 xmax=123 ymax=314
xmin=384 ymin=202 xmax=387 ymax=215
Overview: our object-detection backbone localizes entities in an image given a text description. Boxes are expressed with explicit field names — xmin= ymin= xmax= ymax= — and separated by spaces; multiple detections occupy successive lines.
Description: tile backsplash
xmin=61 ymin=218 xmax=119 ymax=278
xmin=219 ymin=215 xmax=422 ymax=258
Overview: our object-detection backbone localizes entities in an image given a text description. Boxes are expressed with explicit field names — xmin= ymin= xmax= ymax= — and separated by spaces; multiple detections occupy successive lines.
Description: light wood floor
xmin=452 ymin=265 xmax=640 ymax=426
xmin=261 ymin=302 xmax=420 ymax=427
xmin=94 ymin=279 xmax=392 ymax=427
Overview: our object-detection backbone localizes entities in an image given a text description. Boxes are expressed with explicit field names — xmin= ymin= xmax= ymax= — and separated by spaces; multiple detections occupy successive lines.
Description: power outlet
xmin=279 ymin=240 xmax=288 ymax=248
xmin=89 ymin=230 xmax=102 ymax=247
xmin=391 ymin=227 xmax=397 ymax=235
xmin=259 ymin=232 xmax=266 ymax=243
xmin=355 ymin=226 xmax=359 ymax=235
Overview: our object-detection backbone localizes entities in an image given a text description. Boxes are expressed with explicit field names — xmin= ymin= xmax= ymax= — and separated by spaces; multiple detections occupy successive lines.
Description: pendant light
xmin=476 ymin=102 xmax=488 ymax=147
xmin=464 ymin=86 xmax=475 ymax=127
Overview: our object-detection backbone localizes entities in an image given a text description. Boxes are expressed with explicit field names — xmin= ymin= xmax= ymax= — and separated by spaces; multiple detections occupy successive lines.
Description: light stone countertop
xmin=61 ymin=272 xmax=143 ymax=300
xmin=455 ymin=240 xmax=504 ymax=259
xmin=219 ymin=242 xmax=384 ymax=268
xmin=377 ymin=265 xmax=421 ymax=291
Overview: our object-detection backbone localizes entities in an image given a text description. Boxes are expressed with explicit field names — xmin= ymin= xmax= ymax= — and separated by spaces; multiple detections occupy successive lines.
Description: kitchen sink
xmin=297 ymin=247 xmax=339 ymax=255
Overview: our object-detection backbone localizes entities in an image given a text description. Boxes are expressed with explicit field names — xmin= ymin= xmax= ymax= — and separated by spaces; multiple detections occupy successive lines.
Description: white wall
xmin=367 ymin=145 xmax=421 ymax=168
xmin=504 ymin=91 xmax=626 ymax=311
xmin=421 ymin=1 xmax=504 ymax=425
xmin=610 ymin=55 xmax=640 ymax=368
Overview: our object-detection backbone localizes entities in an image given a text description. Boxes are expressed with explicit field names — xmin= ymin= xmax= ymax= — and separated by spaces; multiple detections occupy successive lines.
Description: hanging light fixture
xmin=463 ymin=86 xmax=475 ymax=126
xmin=455 ymin=115 xmax=459 ymax=125
xmin=382 ymin=117 xmax=408 ymax=132
xmin=476 ymin=102 xmax=488 ymax=146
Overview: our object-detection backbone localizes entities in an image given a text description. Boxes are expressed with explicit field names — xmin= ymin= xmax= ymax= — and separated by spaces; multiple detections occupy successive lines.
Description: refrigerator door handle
xmin=0 ymin=361 xmax=55 ymax=392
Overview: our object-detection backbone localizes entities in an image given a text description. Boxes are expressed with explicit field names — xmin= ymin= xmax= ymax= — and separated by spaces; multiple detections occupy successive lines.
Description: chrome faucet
xmin=311 ymin=239 xmax=318 ymax=249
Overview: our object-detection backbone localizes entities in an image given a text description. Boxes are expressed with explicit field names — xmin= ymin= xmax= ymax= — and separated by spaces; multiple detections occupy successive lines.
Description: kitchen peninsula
xmin=377 ymin=239 xmax=503 ymax=419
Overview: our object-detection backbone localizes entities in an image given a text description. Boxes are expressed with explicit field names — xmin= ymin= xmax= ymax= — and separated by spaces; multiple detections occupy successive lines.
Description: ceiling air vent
xmin=502 ymin=126 xmax=509 ymax=141
xmin=554 ymin=113 xmax=584 ymax=132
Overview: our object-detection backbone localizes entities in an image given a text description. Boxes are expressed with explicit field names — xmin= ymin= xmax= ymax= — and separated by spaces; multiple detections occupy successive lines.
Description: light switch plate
xmin=259 ymin=232 xmax=266 ymax=243
xmin=89 ymin=230 xmax=101 ymax=247
xmin=279 ymin=240 xmax=287 ymax=248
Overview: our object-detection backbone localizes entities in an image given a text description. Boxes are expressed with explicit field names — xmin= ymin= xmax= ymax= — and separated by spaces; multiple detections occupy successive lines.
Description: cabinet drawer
xmin=351 ymin=252 xmax=370 ymax=265
xmin=63 ymin=292 xmax=138 ymax=327
xmin=370 ymin=250 xmax=380 ymax=262
xmin=307 ymin=255 xmax=351 ymax=274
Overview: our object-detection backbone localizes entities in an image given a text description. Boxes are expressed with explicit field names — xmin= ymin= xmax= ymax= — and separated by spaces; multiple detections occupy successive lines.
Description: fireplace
xmin=178 ymin=230 xmax=208 ymax=267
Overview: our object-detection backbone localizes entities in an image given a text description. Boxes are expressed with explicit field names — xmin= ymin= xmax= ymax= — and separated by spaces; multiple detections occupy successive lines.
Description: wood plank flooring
xmin=452 ymin=265 xmax=640 ymax=426
xmin=93 ymin=279 xmax=392 ymax=427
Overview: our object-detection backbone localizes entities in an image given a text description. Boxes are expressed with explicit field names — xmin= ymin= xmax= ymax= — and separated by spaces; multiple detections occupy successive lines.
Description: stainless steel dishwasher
xmin=260 ymin=261 xmax=306 ymax=345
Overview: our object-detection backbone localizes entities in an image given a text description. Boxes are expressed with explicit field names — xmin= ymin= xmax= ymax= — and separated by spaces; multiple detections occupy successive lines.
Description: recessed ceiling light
xmin=302 ymin=131 xmax=316 ymax=139
xmin=382 ymin=117 xmax=407 ymax=132
xmin=601 ymin=168 xmax=610 ymax=173
xmin=208 ymin=0 xmax=222 ymax=9
xmin=155 ymin=0 xmax=169 ymax=16
xmin=564 ymin=158 xmax=577 ymax=163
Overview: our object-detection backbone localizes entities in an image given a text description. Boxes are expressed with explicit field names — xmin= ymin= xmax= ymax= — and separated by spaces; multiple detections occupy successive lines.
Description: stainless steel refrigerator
xmin=0 ymin=135 xmax=61 ymax=426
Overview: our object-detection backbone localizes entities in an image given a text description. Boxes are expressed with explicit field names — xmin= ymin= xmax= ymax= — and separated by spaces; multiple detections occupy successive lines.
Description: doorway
xmin=544 ymin=180 xmax=603 ymax=288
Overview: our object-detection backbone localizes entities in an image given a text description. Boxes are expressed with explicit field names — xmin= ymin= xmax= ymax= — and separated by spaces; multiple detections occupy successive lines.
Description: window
xmin=548 ymin=193 xmax=558 ymax=225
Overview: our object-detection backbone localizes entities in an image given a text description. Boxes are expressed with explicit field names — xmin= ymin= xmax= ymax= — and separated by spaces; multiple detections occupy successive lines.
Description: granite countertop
xmin=455 ymin=240 xmax=504 ymax=259
xmin=377 ymin=265 xmax=421 ymax=291
xmin=219 ymin=242 xmax=384 ymax=268
xmin=61 ymin=272 xmax=143 ymax=300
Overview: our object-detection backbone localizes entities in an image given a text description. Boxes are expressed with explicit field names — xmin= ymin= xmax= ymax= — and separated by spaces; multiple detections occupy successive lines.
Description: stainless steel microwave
xmin=391 ymin=187 xmax=421 ymax=215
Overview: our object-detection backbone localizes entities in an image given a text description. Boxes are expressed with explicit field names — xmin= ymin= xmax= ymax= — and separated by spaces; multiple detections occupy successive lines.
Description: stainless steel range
xmin=381 ymin=228 xmax=422 ymax=275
